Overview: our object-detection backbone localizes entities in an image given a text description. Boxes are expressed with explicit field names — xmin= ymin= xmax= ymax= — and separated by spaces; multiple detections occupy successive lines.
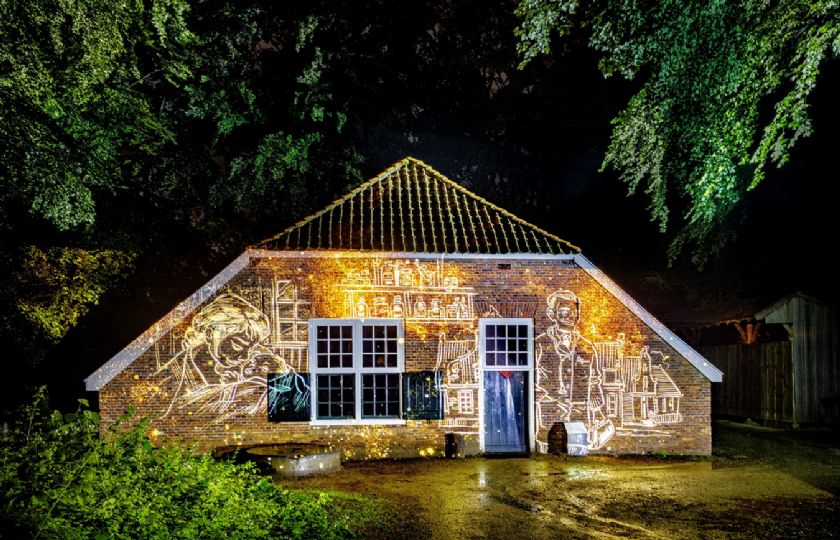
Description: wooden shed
xmin=704 ymin=293 xmax=839 ymax=426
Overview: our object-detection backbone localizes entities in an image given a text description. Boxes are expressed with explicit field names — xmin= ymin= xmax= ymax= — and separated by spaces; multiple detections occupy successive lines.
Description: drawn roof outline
xmin=252 ymin=157 xmax=580 ymax=254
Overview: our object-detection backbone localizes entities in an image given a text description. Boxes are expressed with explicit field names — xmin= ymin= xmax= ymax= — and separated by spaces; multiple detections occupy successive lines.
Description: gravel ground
xmin=277 ymin=422 xmax=840 ymax=539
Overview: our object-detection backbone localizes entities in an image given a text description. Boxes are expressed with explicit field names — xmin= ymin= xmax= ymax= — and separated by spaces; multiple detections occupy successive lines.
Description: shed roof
xmin=253 ymin=157 xmax=579 ymax=254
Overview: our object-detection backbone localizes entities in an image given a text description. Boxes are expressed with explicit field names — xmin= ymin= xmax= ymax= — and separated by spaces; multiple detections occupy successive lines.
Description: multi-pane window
xmin=315 ymin=324 xmax=353 ymax=368
xmin=362 ymin=325 xmax=399 ymax=367
xmin=484 ymin=323 xmax=530 ymax=366
xmin=316 ymin=374 xmax=355 ymax=419
xmin=362 ymin=374 xmax=400 ymax=417
xmin=309 ymin=319 xmax=403 ymax=422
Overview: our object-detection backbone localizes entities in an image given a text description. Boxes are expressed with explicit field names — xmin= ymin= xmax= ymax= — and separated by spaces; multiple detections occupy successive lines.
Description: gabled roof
xmin=253 ymin=157 xmax=579 ymax=254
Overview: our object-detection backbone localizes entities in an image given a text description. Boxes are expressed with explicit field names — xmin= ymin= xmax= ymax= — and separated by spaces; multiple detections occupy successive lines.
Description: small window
xmin=309 ymin=319 xmax=404 ymax=422
xmin=483 ymin=322 xmax=531 ymax=367
xmin=458 ymin=389 xmax=474 ymax=414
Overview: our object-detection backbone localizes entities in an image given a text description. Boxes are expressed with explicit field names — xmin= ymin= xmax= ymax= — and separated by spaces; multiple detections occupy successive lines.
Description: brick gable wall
xmin=99 ymin=255 xmax=711 ymax=457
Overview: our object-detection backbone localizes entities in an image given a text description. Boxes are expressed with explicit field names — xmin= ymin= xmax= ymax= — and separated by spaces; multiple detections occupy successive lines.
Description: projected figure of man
xmin=536 ymin=289 xmax=615 ymax=450
xmin=157 ymin=293 xmax=306 ymax=419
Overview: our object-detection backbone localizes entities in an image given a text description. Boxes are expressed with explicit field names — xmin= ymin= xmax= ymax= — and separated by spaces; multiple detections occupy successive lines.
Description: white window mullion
xmin=309 ymin=318 xmax=405 ymax=425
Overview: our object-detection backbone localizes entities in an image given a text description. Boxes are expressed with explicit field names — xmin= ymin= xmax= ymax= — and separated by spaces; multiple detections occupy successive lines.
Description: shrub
xmin=0 ymin=389 xmax=348 ymax=539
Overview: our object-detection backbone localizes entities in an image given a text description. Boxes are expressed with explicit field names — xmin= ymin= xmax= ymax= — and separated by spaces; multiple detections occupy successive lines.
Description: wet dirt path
xmin=278 ymin=424 xmax=840 ymax=539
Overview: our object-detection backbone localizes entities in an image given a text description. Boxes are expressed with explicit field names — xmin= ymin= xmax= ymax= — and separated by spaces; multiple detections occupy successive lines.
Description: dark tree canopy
xmin=516 ymin=0 xmax=840 ymax=263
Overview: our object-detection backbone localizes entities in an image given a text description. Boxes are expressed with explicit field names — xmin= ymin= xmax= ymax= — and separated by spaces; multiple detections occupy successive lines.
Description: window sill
xmin=309 ymin=419 xmax=407 ymax=427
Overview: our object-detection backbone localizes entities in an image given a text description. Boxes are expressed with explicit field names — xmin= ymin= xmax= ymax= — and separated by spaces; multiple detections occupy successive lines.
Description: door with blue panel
xmin=480 ymin=319 xmax=533 ymax=453
xmin=483 ymin=370 xmax=527 ymax=452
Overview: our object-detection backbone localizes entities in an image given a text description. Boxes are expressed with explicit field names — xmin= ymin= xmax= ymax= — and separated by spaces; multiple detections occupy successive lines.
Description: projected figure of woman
xmin=157 ymin=293 xmax=307 ymax=419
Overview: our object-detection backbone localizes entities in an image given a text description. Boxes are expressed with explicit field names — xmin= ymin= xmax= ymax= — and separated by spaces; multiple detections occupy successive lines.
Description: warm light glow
xmin=116 ymin=252 xmax=688 ymax=456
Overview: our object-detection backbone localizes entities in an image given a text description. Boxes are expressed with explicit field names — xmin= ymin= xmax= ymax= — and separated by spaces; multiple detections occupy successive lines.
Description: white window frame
xmin=477 ymin=317 xmax=535 ymax=452
xmin=308 ymin=318 xmax=405 ymax=425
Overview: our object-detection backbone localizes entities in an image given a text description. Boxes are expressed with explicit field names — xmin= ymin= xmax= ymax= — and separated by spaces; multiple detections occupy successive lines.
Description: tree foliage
xmin=0 ymin=0 xmax=360 ymax=230
xmin=0 ymin=389 xmax=349 ymax=539
xmin=12 ymin=246 xmax=136 ymax=343
xmin=0 ymin=0 xmax=194 ymax=230
xmin=0 ymin=1 xmax=363 ymax=370
xmin=516 ymin=0 xmax=840 ymax=263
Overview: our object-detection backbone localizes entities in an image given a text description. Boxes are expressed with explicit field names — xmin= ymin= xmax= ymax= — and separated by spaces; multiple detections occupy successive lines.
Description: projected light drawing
xmin=146 ymin=259 xmax=683 ymax=450
xmin=155 ymin=292 xmax=307 ymax=420
xmin=535 ymin=288 xmax=683 ymax=451
xmin=435 ymin=330 xmax=480 ymax=434
xmin=338 ymin=258 xmax=475 ymax=322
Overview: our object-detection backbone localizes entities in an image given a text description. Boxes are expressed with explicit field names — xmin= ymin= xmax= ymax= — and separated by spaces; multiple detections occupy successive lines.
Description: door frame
xmin=477 ymin=317 xmax=535 ymax=453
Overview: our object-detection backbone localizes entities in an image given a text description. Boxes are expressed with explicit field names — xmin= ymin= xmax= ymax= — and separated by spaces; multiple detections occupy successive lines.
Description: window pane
xmin=361 ymin=374 xmax=400 ymax=418
xmin=342 ymin=325 xmax=352 ymax=338
xmin=484 ymin=323 xmax=532 ymax=367
xmin=329 ymin=326 xmax=339 ymax=338
xmin=362 ymin=323 xmax=399 ymax=371
xmin=316 ymin=374 xmax=355 ymax=419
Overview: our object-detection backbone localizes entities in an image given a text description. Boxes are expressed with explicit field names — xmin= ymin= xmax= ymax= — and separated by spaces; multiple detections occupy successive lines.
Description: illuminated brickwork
xmin=98 ymin=253 xmax=712 ymax=457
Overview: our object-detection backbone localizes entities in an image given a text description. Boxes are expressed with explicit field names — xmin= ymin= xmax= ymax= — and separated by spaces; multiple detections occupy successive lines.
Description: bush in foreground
xmin=0 ymin=389 xmax=347 ymax=539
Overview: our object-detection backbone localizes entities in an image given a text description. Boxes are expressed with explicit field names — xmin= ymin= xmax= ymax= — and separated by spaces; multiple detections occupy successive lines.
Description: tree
xmin=0 ymin=0 xmax=194 ymax=230
xmin=0 ymin=1 xmax=363 ymax=383
xmin=515 ymin=0 xmax=840 ymax=264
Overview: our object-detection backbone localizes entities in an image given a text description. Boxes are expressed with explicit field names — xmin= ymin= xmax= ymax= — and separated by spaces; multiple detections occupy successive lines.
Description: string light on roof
xmin=379 ymin=177 xmax=385 ymax=250
xmin=422 ymin=168 xmax=437 ymax=252
xmin=249 ymin=157 xmax=580 ymax=254
xmin=387 ymin=175 xmax=395 ymax=251
xmin=411 ymin=165 xmax=427 ymax=251
xmin=432 ymin=169 xmax=447 ymax=250
xmin=397 ymin=169 xmax=406 ymax=250
xmin=509 ymin=218 xmax=523 ymax=252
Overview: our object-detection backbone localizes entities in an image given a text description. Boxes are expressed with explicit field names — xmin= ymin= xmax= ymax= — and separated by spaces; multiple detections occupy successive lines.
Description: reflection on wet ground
xmin=277 ymin=422 xmax=840 ymax=539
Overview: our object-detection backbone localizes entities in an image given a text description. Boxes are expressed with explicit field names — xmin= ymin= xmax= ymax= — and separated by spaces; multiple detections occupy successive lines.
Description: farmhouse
xmin=86 ymin=157 xmax=722 ymax=458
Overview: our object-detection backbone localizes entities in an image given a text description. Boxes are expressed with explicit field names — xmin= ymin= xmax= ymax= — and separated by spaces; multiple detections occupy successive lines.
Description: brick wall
xmin=98 ymin=254 xmax=712 ymax=457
